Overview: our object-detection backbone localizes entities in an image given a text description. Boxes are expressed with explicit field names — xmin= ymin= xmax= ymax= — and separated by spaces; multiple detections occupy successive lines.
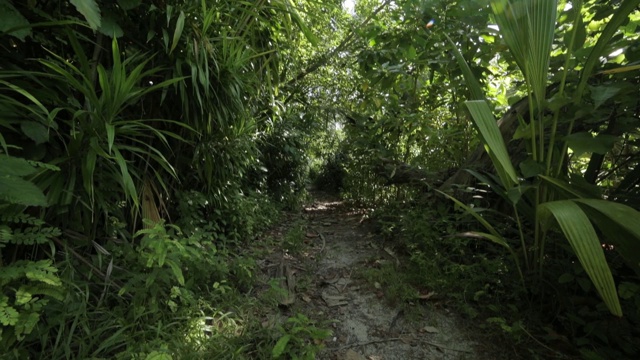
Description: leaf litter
xmin=262 ymin=192 xmax=489 ymax=360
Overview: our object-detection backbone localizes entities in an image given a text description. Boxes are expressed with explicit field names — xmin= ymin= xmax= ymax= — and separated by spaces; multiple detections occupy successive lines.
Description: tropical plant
xmin=0 ymin=155 xmax=65 ymax=350
xmin=447 ymin=0 xmax=640 ymax=316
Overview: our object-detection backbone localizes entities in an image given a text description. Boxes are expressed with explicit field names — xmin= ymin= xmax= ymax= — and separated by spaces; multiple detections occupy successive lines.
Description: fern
xmin=1 ymin=213 xmax=44 ymax=226
xmin=0 ymin=154 xmax=63 ymax=345
xmin=0 ymin=296 xmax=19 ymax=326
xmin=7 ymin=226 xmax=61 ymax=245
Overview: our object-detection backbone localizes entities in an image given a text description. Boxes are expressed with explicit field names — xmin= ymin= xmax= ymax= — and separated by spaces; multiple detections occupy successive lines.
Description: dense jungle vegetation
xmin=1 ymin=0 xmax=640 ymax=358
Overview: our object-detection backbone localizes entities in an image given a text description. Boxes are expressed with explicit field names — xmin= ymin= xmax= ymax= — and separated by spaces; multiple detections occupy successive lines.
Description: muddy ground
xmin=259 ymin=192 xmax=499 ymax=360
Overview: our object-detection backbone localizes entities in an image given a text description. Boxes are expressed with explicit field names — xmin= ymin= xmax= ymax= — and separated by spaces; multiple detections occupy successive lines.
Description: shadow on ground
xmin=263 ymin=192 xmax=486 ymax=360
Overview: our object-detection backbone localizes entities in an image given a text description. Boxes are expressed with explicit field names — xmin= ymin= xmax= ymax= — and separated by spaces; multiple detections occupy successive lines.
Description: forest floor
xmin=257 ymin=191 xmax=500 ymax=360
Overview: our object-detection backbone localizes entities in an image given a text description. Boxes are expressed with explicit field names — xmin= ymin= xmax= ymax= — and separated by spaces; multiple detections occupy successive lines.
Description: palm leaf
xmin=538 ymin=200 xmax=622 ymax=316
xmin=465 ymin=100 xmax=519 ymax=188
xmin=575 ymin=199 xmax=640 ymax=276
xmin=490 ymin=0 xmax=557 ymax=107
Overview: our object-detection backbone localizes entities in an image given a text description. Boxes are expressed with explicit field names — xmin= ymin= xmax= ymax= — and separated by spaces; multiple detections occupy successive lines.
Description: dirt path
xmin=283 ymin=192 xmax=481 ymax=360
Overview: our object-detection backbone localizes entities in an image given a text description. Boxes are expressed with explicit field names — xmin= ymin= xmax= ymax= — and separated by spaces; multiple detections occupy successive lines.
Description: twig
xmin=310 ymin=227 xmax=326 ymax=253
xmin=520 ymin=325 xmax=569 ymax=358
xmin=328 ymin=336 xmax=472 ymax=354
xmin=317 ymin=229 xmax=326 ymax=253
xmin=329 ymin=337 xmax=406 ymax=351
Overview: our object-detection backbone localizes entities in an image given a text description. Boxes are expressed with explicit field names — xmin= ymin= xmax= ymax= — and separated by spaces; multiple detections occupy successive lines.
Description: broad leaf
xmin=20 ymin=121 xmax=49 ymax=145
xmin=117 ymin=0 xmax=142 ymax=10
xmin=539 ymin=200 xmax=622 ymax=316
xmin=70 ymin=0 xmax=102 ymax=30
xmin=98 ymin=14 xmax=123 ymax=38
xmin=0 ymin=0 xmax=31 ymax=41
xmin=564 ymin=132 xmax=617 ymax=157
xmin=0 ymin=155 xmax=37 ymax=177
xmin=0 ymin=176 xmax=47 ymax=207
xmin=444 ymin=33 xmax=484 ymax=101
xmin=575 ymin=199 xmax=640 ymax=275
xmin=465 ymin=100 xmax=518 ymax=188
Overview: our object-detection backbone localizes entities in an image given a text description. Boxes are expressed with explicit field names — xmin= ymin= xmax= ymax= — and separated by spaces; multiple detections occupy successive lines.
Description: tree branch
xmin=287 ymin=0 xmax=391 ymax=87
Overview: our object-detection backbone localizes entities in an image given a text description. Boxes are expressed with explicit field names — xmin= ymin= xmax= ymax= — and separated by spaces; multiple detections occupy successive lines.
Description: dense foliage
xmin=1 ymin=0 xmax=639 ymax=358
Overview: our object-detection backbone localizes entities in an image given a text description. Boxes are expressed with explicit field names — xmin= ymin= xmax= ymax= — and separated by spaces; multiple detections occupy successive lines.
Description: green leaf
xmin=519 ymin=159 xmax=544 ymax=178
xmin=98 ymin=14 xmax=123 ymax=38
xmin=539 ymin=175 xmax=600 ymax=199
xmin=574 ymin=199 xmax=640 ymax=275
xmin=106 ymin=123 xmax=115 ymax=154
xmin=170 ymin=11 xmax=185 ymax=54
xmin=406 ymin=45 xmax=417 ymax=60
xmin=70 ymin=0 xmax=102 ymax=30
xmin=490 ymin=0 xmax=557 ymax=107
xmin=112 ymin=147 xmax=138 ymax=206
xmin=166 ymin=260 xmax=184 ymax=286
xmin=14 ymin=311 xmax=39 ymax=339
xmin=0 ymin=0 xmax=31 ymax=41
xmin=15 ymin=287 xmax=32 ymax=305
xmin=564 ymin=132 xmax=617 ymax=157
xmin=21 ymin=121 xmax=49 ymax=145
xmin=117 ymin=0 xmax=142 ymax=10
xmin=465 ymin=100 xmax=519 ymax=188
xmin=538 ymin=200 xmax=621 ymax=316
xmin=575 ymin=0 xmax=640 ymax=100
xmin=0 ymin=176 xmax=48 ymax=207
xmin=144 ymin=351 xmax=173 ymax=360
xmin=284 ymin=0 xmax=318 ymax=45
xmin=558 ymin=273 xmax=574 ymax=284
xmin=0 ymin=155 xmax=38 ymax=177
xmin=272 ymin=334 xmax=291 ymax=358
xmin=444 ymin=33 xmax=484 ymax=101
xmin=589 ymin=84 xmax=625 ymax=109
xmin=0 ymin=298 xmax=19 ymax=326
xmin=454 ymin=231 xmax=511 ymax=250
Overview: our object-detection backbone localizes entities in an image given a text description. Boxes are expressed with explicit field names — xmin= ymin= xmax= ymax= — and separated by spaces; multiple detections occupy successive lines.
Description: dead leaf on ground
xmin=321 ymin=291 xmax=348 ymax=307
xmin=418 ymin=291 xmax=436 ymax=300
xmin=422 ymin=326 xmax=439 ymax=333
xmin=342 ymin=349 xmax=366 ymax=360
xmin=306 ymin=232 xmax=318 ymax=238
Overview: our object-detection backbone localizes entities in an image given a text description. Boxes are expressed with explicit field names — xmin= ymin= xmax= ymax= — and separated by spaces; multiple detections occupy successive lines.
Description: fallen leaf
xmin=343 ymin=349 xmax=366 ymax=360
xmin=418 ymin=291 xmax=436 ymax=300
xmin=423 ymin=326 xmax=439 ymax=333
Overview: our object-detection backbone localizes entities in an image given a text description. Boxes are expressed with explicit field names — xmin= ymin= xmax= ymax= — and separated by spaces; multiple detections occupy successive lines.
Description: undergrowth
xmin=355 ymin=195 xmax=640 ymax=359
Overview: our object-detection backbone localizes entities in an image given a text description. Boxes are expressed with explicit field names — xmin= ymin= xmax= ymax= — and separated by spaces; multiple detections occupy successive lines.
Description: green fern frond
xmin=9 ymin=226 xmax=60 ymax=245
xmin=25 ymin=260 xmax=62 ymax=286
xmin=18 ymin=283 xmax=65 ymax=302
xmin=1 ymin=213 xmax=44 ymax=226
xmin=14 ymin=311 xmax=40 ymax=340
xmin=0 ymin=296 xmax=20 ymax=326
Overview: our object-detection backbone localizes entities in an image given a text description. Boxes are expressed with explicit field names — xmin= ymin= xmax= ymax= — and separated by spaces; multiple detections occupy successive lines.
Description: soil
xmin=260 ymin=192 xmax=494 ymax=360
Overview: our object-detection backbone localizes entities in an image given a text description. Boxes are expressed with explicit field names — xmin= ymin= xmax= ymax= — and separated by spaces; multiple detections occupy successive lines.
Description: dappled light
xmin=1 ymin=0 xmax=639 ymax=359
